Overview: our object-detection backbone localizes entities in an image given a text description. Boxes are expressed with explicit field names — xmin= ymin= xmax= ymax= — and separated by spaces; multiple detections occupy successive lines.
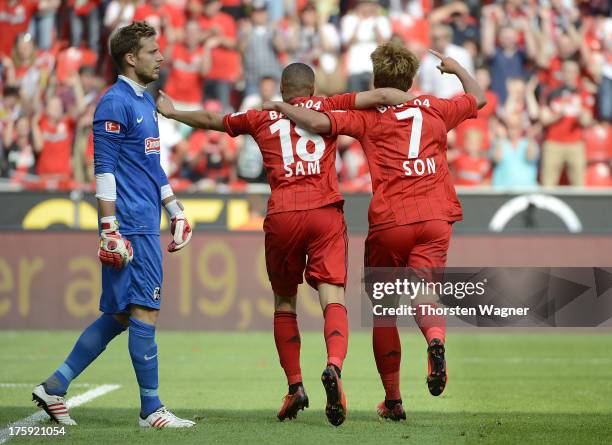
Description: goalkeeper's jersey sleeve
xmin=93 ymin=79 xmax=166 ymax=235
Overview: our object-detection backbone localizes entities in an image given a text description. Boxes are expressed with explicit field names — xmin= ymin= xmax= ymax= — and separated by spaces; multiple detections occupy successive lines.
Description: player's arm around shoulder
xmin=262 ymin=100 xmax=332 ymax=134
xmin=156 ymin=90 xmax=225 ymax=132
xmin=353 ymin=88 xmax=414 ymax=109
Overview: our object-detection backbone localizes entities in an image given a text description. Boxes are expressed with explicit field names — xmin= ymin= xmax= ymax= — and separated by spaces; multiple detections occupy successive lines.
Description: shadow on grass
xmin=2 ymin=408 xmax=611 ymax=445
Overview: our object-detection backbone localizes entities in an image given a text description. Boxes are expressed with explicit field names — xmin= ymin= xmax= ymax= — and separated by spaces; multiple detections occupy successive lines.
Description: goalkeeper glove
xmin=164 ymin=199 xmax=192 ymax=252
xmin=98 ymin=216 xmax=133 ymax=269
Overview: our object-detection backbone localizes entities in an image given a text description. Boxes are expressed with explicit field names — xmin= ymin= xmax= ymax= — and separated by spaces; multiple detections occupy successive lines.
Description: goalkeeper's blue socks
xmin=44 ymin=313 xmax=127 ymax=396
xmin=128 ymin=317 xmax=162 ymax=418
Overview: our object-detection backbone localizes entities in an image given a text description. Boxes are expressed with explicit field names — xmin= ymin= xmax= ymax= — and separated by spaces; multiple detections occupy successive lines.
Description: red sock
xmin=372 ymin=316 xmax=401 ymax=400
xmin=323 ymin=303 xmax=348 ymax=370
xmin=274 ymin=312 xmax=302 ymax=385
xmin=414 ymin=303 xmax=446 ymax=344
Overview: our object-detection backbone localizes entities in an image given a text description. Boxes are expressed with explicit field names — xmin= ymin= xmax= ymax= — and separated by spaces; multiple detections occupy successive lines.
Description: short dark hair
xmin=280 ymin=63 xmax=315 ymax=100
xmin=109 ymin=22 xmax=156 ymax=70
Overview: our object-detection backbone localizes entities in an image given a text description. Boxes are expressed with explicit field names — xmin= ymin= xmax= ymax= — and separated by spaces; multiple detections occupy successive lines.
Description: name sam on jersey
xmin=269 ymin=105 xmax=324 ymax=178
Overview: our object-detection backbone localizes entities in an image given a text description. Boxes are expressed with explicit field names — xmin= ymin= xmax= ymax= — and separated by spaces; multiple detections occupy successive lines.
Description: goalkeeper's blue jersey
xmin=93 ymin=76 xmax=168 ymax=235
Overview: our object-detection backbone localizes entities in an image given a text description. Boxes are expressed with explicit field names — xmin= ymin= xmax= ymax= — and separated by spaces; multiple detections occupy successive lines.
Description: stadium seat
xmin=585 ymin=162 xmax=612 ymax=186
xmin=584 ymin=124 xmax=612 ymax=162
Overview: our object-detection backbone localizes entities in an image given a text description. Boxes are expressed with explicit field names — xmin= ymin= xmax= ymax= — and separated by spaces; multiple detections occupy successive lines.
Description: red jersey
xmin=545 ymin=87 xmax=594 ymax=143
xmin=0 ymin=0 xmax=37 ymax=57
xmin=188 ymin=129 xmax=236 ymax=182
xmin=198 ymin=12 xmax=241 ymax=82
xmin=55 ymin=47 xmax=97 ymax=84
xmin=453 ymin=153 xmax=490 ymax=186
xmin=37 ymin=116 xmax=74 ymax=177
xmin=133 ymin=2 xmax=185 ymax=30
xmin=223 ymin=94 xmax=357 ymax=215
xmin=324 ymin=94 xmax=478 ymax=230
xmin=164 ymin=44 xmax=207 ymax=104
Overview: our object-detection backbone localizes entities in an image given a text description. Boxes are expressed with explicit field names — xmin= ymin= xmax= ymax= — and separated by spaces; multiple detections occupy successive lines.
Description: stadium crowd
xmin=0 ymin=0 xmax=610 ymax=192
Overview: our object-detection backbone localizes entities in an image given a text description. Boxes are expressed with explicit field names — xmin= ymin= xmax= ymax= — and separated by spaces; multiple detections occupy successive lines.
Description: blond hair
xmin=371 ymin=42 xmax=420 ymax=91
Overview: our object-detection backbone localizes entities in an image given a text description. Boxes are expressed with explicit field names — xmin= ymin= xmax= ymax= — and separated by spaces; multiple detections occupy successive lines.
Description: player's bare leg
xmin=318 ymin=283 xmax=348 ymax=426
xmin=274 ymin=294 xmax=309 ymax=421
xmin=129 ymin=305 xmax=195 ymax=428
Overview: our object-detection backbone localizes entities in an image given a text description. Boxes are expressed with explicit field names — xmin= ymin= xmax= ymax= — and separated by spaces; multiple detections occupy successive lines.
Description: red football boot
xmin=277 ymin=386 xmax=309 ymax=421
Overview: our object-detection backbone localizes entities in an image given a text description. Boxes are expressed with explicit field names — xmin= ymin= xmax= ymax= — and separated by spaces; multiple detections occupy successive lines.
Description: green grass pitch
xmin=1 ymin=331 xmax=611 ymax=444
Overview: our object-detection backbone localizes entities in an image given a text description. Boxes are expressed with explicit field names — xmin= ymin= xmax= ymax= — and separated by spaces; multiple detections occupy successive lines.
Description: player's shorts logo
xmin=153 ymin=287 xmax=161 ymax=301
xmin=145 ymin=137 xmax=161 ymax=155
xmin=105 ymin=121 xmax=120 ymax=133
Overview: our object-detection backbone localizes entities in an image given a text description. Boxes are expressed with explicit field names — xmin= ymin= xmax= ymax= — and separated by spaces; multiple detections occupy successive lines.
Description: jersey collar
xmin=118 ymin=75 xmax=147 ymax=97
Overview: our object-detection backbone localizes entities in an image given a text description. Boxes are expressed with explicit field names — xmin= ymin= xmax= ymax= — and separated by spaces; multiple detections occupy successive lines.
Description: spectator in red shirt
xmin=4 ymin=33 xmax=54 ymax=103
xmin=540 ymin=59 xmax=595 ymax=186
xmin=452 ymin=127 xmax=490 ymax=186
xmin=32 ymin=96 xmax=75 ymax=179
xmin=133 ymin=0 xmax=186 ymax=53
xmin=185 ymin=125 xmax=237 ymax=185
xmin=163 ymin=20 xmax=211 ymax=108
xmin=55 ymin=46 xmax=98 ymax=85
xmin=68 ymin=0 xmax=101 ymax=53
xmin=454 ymin=66 xmax=499 ymax=152
xmin=198 ymin=0 xmax=240 ymax=111
xmin=0 ymin=0 xmax=38 ymax=57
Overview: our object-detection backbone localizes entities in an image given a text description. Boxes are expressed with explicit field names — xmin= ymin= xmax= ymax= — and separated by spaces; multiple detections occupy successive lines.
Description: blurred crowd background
xmin=0 ymin=0 xmax=610 ymax=193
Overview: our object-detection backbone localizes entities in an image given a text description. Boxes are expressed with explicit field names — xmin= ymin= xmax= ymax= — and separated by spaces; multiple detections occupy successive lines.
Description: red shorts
xmin=264 ymin=204 xmax=348 ymax=296
xmin=365 ymin=220 xmax=452 ymax=269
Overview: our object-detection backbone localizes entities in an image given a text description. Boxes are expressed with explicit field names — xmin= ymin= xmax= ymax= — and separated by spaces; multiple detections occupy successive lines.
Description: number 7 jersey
xmin=323 ymin=94 xmax=478 ymax=231
xmin=223 ymin=94 xmax=357 ymax=215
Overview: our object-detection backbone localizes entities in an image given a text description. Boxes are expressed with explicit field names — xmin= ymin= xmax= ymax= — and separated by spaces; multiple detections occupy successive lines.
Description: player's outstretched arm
xmin=429 ymin=49 xmax=487 ymax=109
xmin=263 ymin=101 xmax=332 ymax=134
xmin=354 ymin=88 xmax=413 ymax=109
xmin=156 ymin=90 xmax=226 ymax=132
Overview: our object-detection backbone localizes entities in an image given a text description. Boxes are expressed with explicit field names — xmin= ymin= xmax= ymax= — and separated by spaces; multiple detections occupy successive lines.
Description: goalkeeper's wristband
xmin=100 ymin=215 xmax=119 ymax=232
xmin=164 ymin=199 xmax=184 ymax=219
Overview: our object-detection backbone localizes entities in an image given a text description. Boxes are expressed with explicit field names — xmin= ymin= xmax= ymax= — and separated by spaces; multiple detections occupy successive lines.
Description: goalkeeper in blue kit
xmin=31 ymin=22 xmax=195 ymax=428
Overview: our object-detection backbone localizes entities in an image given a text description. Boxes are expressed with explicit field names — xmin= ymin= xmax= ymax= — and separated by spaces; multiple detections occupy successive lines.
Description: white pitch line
xmin=0 ymin=384 xmax=120 ymax=445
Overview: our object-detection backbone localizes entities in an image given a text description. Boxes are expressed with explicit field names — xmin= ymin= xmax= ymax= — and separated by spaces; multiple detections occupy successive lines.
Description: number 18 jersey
xmin=324 ymin=94 xmax=478 ymax=231
xmin=223 ymin=93 xmax=356 ymax=215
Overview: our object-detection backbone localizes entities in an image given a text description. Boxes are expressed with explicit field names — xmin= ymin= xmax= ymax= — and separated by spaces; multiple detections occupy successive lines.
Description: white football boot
xmin=138 ymin=406 xmax=196 ymax=428
xmin=32 ymin=384 xmax=77 ymax=425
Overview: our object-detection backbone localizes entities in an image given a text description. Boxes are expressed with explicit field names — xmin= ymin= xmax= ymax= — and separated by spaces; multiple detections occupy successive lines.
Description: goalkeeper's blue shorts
xmin=100 ymin=234 xmax=163 ymax=314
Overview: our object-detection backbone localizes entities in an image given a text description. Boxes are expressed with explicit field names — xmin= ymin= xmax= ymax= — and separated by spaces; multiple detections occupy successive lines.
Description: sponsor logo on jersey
xmin=105 ymin=121 xmax=120 ymax=133
xmin=153 ymin=287 xmax=161 ymax=301
xmin=145 ymin=137 xmax=161 ymax=155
